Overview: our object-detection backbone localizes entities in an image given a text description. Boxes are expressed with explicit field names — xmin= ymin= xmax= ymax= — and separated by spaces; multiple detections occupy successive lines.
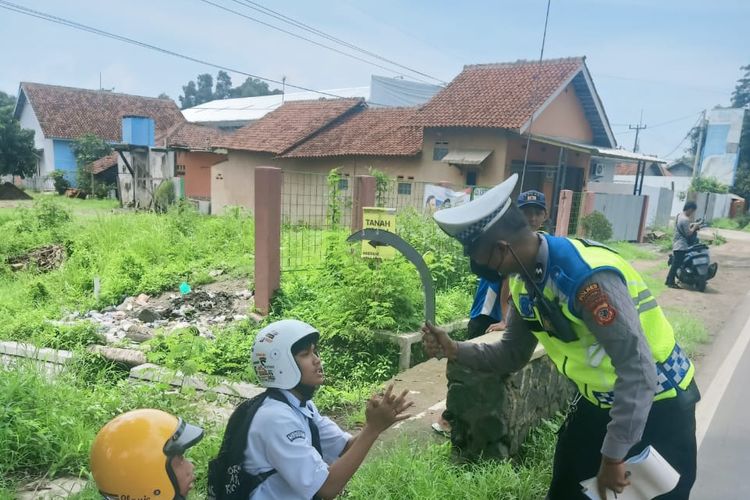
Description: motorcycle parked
xmin=668 ymin=218 xmax=719 ymax=292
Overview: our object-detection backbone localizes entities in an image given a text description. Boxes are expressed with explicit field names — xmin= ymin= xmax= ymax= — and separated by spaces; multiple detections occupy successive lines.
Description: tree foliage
xmin=214 ymin=71 xmax=232 ymax=100
xmin=691 ymin=176 xmax=729 ymax=194
xmin=178 ymin=72 xmax=282 ymax=109
xmin=230 ymin=77 xmax=283 ymax=98
xmin=72 ymin=134 xmax=112 ymax=194
xmin=0 ymin=91 xmax=37 ymax=178
xmin=730 ymin=64 xmax=750 ymax=201
xmin=731 ymin=64 xmax=750 ymax=108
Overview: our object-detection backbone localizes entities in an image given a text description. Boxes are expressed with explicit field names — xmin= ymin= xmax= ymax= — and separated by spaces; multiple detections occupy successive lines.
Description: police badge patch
xmin=593 ymin=301 xmax=617 ymax=326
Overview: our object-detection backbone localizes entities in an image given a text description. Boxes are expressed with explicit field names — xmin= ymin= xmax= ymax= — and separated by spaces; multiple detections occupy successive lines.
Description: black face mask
xmin=470 ymin=259 xmax=504 ymax=283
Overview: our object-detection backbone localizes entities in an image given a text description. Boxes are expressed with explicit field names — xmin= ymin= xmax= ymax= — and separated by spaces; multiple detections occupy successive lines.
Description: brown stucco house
xmin=210 ymin=57 xmax=630 ymax=215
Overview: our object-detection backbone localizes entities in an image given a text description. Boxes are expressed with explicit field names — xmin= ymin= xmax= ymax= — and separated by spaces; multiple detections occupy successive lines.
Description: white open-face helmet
xmin=252 ymin=319 xmax=320 ymax=389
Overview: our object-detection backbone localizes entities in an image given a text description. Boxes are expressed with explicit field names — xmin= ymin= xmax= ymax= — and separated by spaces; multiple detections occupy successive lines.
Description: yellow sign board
xmin=361 ymin=207 xmax=396 ymax=259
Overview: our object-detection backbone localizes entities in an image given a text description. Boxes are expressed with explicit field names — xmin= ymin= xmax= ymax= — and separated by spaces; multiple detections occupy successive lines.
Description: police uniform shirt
xmin=455 ymin=235 xmax=657 ymax=460
xmin=244 ymin=389 xmax=352 ymax=499
xmin=469 ymin=278 xmax=503 ymax=321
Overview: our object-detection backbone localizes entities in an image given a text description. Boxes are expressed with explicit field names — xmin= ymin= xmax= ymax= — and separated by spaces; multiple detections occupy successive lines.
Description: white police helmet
xmin=433 ymin=173 xmax=518 ymax=249
xmin=251 ymin=319 xmax=320 ymax=389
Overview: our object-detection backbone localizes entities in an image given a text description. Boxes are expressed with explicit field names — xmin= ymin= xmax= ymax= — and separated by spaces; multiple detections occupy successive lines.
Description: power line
xmin=596 ymin=73 xmax=732 ymax=95
xmin=0 ymin=0 xmax=376 ymax=103
xmin=226 ymin=0 xmax=447 ymax=85
xmin=663 ymin=114 xmax=704 ymax=159
xmin=196 ymin=0 xmax=438 ymax=85
xmin=614 ymin=110 xmax=704 ymax=135
xmin=519 ymin=0 xmax=552 ymax=192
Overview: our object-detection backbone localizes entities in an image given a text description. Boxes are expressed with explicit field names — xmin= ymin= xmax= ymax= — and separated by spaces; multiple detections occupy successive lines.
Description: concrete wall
xmin=529 ymin=82 xmax=594 ymax=143
xmin=447 ymin=346 xmax=574 ymax=461
xmin=118 ymin=149 xmax=176 ymax=208
xmin=17 ymin=98 xmax=54 ymax=190
xmin=614 ymin=175 xmax=692 ymax=217
xmin=694 ymin=192 xmax=733 ymax=222
xmin=592 ymin=193 xmax=646 ymax=241
xmin=589 ymin=182 xmax=673 ymax=228
xmin=177 ymin=150 xmax=227 ymax=200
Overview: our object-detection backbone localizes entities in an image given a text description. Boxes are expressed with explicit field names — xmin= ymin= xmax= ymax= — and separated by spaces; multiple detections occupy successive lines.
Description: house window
xmin=338 ymin=178 xmax=349 ymax=190
xmin=175 ymin=164 xmax=186 ymax=176
xmin=397 ymin=182 xmax=412 ymax=195
xmin=433 ymin=141 xmax=449 ymax=161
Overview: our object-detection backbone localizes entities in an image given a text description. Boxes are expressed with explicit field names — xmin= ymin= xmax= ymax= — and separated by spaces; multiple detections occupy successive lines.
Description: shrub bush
xmin=153 ymin=179 xmax=176 ymax=213
xmin=580 ymin=211 xmax=613 ymax=242
xmin=49 ymin=170 xmax=70 ymax=195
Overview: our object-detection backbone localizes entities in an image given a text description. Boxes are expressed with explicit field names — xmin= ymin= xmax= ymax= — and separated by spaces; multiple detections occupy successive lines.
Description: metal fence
xmin=278 ymin=173 xmax=499 ymax=273
xmin=280 ymin=171 xmax=353 ymax=272
xmin=567 ymin=191 xmax=584 ymax=236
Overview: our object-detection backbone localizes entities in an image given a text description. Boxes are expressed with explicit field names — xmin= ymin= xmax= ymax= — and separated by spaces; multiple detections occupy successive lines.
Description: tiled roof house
xmin=14 ymin=82 xmax=185 ymax=189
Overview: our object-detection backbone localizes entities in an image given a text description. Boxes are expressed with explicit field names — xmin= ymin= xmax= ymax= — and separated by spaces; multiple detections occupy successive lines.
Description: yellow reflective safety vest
xmin=509 ymin=235 xmax=694 ymax=408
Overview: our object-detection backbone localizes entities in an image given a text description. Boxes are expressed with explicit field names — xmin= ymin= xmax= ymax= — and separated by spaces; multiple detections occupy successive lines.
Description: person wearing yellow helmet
xmin=90 ymin=408 xmax=204 ymax=500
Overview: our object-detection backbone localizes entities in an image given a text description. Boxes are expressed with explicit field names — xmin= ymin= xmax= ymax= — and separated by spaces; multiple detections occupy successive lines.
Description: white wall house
xmin=13 ymin=82 xmax=185 ymax=191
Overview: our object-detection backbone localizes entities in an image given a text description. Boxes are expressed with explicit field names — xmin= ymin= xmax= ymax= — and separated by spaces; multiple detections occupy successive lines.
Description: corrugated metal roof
xmin=441 ymin=149 xmax=493 ymax=165
xmin=182 ymin=87 xmax=369 ymax=124
xmin=532 ymin=135 xmax=666 ymax=163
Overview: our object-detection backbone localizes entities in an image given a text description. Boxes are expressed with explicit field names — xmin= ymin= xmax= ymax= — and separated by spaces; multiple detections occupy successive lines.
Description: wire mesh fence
xmin=566 ymin=191 xmax=584 ymax=236
xmin=280 ymin=172 xmax=492 ymax=273
xmin=280 ymin=170 xmax=353 ymax=272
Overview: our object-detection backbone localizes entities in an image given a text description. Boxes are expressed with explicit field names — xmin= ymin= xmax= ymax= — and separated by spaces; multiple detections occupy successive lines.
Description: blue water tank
xmin=122 ymin=116 xmax=155 ymax=146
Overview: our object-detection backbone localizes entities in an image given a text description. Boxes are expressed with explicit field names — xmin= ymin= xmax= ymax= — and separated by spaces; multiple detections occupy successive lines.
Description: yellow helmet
xmin=90 ymin=408 xmax=204 ymax=500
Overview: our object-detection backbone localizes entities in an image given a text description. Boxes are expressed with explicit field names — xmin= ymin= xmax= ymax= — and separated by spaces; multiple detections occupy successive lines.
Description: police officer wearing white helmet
xmin=239 ymin=319 xmax=413 ymax=499
xmin=423 ymin=174 xmax=699 ymax=499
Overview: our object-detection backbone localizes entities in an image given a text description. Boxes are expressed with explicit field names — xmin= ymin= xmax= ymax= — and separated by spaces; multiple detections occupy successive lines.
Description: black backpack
xmin=207 ymin=389 xmax=322 ymax=500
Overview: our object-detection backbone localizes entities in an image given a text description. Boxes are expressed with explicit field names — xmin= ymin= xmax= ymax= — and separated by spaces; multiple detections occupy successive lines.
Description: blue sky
xmin=1 ymin=0 xmax=746 ymax=159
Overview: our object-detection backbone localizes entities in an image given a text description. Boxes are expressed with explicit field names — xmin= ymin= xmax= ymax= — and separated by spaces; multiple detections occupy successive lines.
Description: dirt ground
xmin=637 ymin=231 xmax=750 ymax=347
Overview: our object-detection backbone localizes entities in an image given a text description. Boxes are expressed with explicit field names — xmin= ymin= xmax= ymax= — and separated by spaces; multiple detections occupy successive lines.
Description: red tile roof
xmin=216 ymin=98 xmax=364 ymax=154
xmin=615 ymin=162 xmax=671 ymax=176
xmin=89 ymin=152 xmax=119 ymax=175
xmin=18 ymin=82 xmax=185 ymax=141
xmin=414 ymin=57 xmax=584 ymax=129
xmin=281 ymin=107 xmax=422 ymax=158
xmin=163 ymin=122 xmax=229 ymax=151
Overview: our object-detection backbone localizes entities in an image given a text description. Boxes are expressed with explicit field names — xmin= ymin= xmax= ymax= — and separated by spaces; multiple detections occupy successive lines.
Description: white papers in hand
xmin=580 ymin=446 xmax=680 ymax=500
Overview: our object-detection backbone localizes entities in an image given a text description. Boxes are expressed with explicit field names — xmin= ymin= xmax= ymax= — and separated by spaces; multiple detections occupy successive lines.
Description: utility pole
xmin=281 ymin=76 xmax=286 ymax=103
xmin=629 ymin=109 xmax=647 ymax=153
xmin=692 ymin=110 xmax=707 ymax=180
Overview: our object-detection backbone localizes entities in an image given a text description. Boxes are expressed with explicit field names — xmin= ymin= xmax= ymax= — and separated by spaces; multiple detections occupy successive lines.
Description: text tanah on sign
xmin=361 ymin=207 xmax=396 ymax=259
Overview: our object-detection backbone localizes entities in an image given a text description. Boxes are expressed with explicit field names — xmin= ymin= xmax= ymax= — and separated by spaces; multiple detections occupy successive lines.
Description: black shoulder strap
xmin=208 ymin=390 xmax=274 ymax=500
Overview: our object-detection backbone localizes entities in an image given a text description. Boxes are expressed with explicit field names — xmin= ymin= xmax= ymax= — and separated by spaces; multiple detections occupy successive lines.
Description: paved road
xmin=693 ymin=229 xmax=750 ymax=499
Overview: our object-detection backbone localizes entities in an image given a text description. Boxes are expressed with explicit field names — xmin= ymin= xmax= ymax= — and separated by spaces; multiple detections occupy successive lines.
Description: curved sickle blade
xmin=347 ymin=229 xmax=435 ymax=325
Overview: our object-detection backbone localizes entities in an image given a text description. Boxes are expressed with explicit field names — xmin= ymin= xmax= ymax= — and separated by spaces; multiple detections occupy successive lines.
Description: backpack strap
xmin=266 ymin=389 xmax=324 ymax=500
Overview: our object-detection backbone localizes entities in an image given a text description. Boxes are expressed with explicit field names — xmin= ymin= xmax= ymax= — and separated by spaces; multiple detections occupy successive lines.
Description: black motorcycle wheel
xmin=697 ymin=280 xmax=707 ymax=292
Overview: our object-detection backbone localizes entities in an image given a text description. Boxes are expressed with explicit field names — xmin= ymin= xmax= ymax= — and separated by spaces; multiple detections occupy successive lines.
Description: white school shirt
xmin=243 ymin=390 xmax=352 ymax=499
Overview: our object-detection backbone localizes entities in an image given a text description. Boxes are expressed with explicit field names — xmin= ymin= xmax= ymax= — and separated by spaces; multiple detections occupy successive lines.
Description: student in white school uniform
xmin=240 ymin=319 xmax=413 ymax=500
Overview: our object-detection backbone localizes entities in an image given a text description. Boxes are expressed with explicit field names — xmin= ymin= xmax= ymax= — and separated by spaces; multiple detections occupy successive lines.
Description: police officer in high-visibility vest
xmin=422 ymin=174 xmax=699 ymax=500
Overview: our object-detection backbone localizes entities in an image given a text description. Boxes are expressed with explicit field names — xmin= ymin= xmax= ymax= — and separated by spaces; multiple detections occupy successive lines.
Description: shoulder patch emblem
xmin=286 ymin=430 xmax=306 ymax=443
xmin=593 ymin=302 xmax=617 ymax=326
xmin=577 ymin=283 xmax=604 ymax=307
